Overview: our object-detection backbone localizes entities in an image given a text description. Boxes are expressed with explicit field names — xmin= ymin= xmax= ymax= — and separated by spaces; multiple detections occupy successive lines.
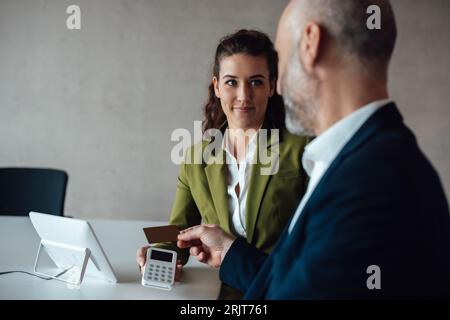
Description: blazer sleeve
xmin=219 ymin=237 xmax=268 ymax=293
xmin=156 ymin=160 xmax=202 ymax=265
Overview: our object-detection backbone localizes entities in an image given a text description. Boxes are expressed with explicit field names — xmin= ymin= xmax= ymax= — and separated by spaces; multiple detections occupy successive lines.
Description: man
xmin=177 ymin=0 xmax=450 ymax=299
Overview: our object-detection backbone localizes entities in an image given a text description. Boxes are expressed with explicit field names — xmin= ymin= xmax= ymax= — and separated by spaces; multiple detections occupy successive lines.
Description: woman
xmin=137 ymin=29 xmax=308 ymax=299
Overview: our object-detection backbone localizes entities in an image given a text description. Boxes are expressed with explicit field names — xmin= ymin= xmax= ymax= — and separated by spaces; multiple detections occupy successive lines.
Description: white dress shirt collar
xmin=302 ymin=99 xmax=392 ymax=177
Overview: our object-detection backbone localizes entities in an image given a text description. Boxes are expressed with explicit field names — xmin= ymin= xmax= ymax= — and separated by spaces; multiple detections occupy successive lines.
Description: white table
xmin=0 ymin=216 xmax=220 ymax=299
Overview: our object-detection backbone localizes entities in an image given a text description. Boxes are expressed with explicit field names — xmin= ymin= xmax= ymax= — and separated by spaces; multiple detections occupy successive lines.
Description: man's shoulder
xmin=348 ymin=122 xmax=419 ymax=169
xmin=328 ymin=120 xmax=440 ymax=198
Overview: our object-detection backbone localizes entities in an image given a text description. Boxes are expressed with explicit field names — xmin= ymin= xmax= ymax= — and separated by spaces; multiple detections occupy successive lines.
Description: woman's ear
xmin=212 ymin=76 xmax=220 ymax=98
xmin=269 ymin=79 xmax=276 ymax=97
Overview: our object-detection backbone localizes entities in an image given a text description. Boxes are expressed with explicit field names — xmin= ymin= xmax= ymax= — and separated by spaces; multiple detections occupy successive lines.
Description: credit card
xmin=143 ymin=225 xmax=180 ymax=244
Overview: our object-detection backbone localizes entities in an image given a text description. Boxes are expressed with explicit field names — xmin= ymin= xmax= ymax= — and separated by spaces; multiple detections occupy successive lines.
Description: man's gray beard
xmin=282 ymin=50 xmax=317 ymax=137
xmin=283 ymin=95 xmax=309 ymax=136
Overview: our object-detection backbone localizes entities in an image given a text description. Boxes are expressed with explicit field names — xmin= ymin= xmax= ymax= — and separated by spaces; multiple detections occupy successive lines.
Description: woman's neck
xmin=225 ymin=125 xmax=260 ymax=163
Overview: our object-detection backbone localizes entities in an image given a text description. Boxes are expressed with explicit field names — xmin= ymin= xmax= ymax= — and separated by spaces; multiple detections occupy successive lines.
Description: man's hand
xmin=177 ymin=224 xmax=236 ymax=268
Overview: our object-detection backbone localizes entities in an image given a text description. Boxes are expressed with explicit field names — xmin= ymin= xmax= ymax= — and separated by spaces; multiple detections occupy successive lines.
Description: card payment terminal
xmin=141 ymin=247 xmax=177 ymax=290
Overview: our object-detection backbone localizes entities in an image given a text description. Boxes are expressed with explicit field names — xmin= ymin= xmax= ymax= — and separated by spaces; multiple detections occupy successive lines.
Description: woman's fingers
xmin=174 ymin=261 xmax=183 ymax=282
xmin=136 ymin=245 xmax=150 ymax=269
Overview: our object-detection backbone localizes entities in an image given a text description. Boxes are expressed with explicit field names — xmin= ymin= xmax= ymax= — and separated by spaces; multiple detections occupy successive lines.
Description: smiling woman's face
xmin=213 ymin=53 xmax=275 ymax=131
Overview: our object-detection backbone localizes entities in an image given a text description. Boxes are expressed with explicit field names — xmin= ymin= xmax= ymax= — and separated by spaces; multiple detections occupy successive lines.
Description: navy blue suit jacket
xmin=220 ymin=104 xmax=450 ymax=299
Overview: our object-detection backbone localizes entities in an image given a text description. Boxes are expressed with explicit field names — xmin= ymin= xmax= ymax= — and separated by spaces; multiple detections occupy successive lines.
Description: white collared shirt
xmin=223 ymin=131 xmax=258 ymax=237
xmin=288 ymin=99 xmax=392 ymax=234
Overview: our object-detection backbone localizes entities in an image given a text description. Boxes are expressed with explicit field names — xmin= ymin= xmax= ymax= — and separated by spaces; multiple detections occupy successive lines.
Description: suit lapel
xmin=245 ymin=163 xmax=272 ymax=244
xmin=204 ymin=148 xmax=232 ymax=234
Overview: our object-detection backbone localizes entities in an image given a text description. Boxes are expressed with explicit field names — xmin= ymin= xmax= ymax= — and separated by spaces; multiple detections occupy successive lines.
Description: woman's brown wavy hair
xmin=202 ymin=29 xmax=285 ymax=132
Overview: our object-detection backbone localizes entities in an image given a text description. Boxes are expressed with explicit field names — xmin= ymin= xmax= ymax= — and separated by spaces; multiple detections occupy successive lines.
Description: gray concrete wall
xmin=0 ymin=0 xmax=449 ymax=220
xmin=390 ymin=0 xmax=450 ymax=200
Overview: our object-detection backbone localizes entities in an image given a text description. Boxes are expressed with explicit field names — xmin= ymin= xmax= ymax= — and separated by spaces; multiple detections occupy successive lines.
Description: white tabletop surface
xmin=0 ymin=216 xmax=220 ymax=300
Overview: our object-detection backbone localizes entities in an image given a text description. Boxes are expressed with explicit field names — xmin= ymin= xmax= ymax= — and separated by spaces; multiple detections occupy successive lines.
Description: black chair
xmin=0 ymin=168 xmax=68 ymax=216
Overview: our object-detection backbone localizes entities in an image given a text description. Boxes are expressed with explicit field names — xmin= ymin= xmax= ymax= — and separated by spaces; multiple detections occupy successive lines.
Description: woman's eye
xmin=250 ymin=79 xmax=263 ymax=86
xmin=225 ymin=80 xmax=237 ymax=86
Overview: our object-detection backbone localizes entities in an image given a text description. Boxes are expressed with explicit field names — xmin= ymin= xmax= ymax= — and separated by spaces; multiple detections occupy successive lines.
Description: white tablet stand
xmin=29 ymin=212 xmax=118 ymax=285
xmin=33 ymin=239 xmax=91 ymax=285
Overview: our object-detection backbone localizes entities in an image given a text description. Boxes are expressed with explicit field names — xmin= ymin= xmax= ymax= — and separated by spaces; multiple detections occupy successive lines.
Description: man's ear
xmin=299 ymin=22 xmax=321 ymax=73
xmin=212 ymin=76 xmax=220 ymax=98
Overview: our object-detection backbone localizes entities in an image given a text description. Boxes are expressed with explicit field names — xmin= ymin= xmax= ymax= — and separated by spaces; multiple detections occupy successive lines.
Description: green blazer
xmin=163 ymin=127 xmax=308 ymax=265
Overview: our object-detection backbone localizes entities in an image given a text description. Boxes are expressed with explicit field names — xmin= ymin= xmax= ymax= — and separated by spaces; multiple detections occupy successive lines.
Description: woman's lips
xmin=233 ymin=107 xmax=255 ymax=112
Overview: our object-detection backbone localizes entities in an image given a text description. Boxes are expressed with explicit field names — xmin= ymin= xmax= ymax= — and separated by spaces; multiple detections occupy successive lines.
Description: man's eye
xmin=225 ymin=80 xmax=237 ymax=86
xmin=250 ymin=79 xmax=263 ymax=86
